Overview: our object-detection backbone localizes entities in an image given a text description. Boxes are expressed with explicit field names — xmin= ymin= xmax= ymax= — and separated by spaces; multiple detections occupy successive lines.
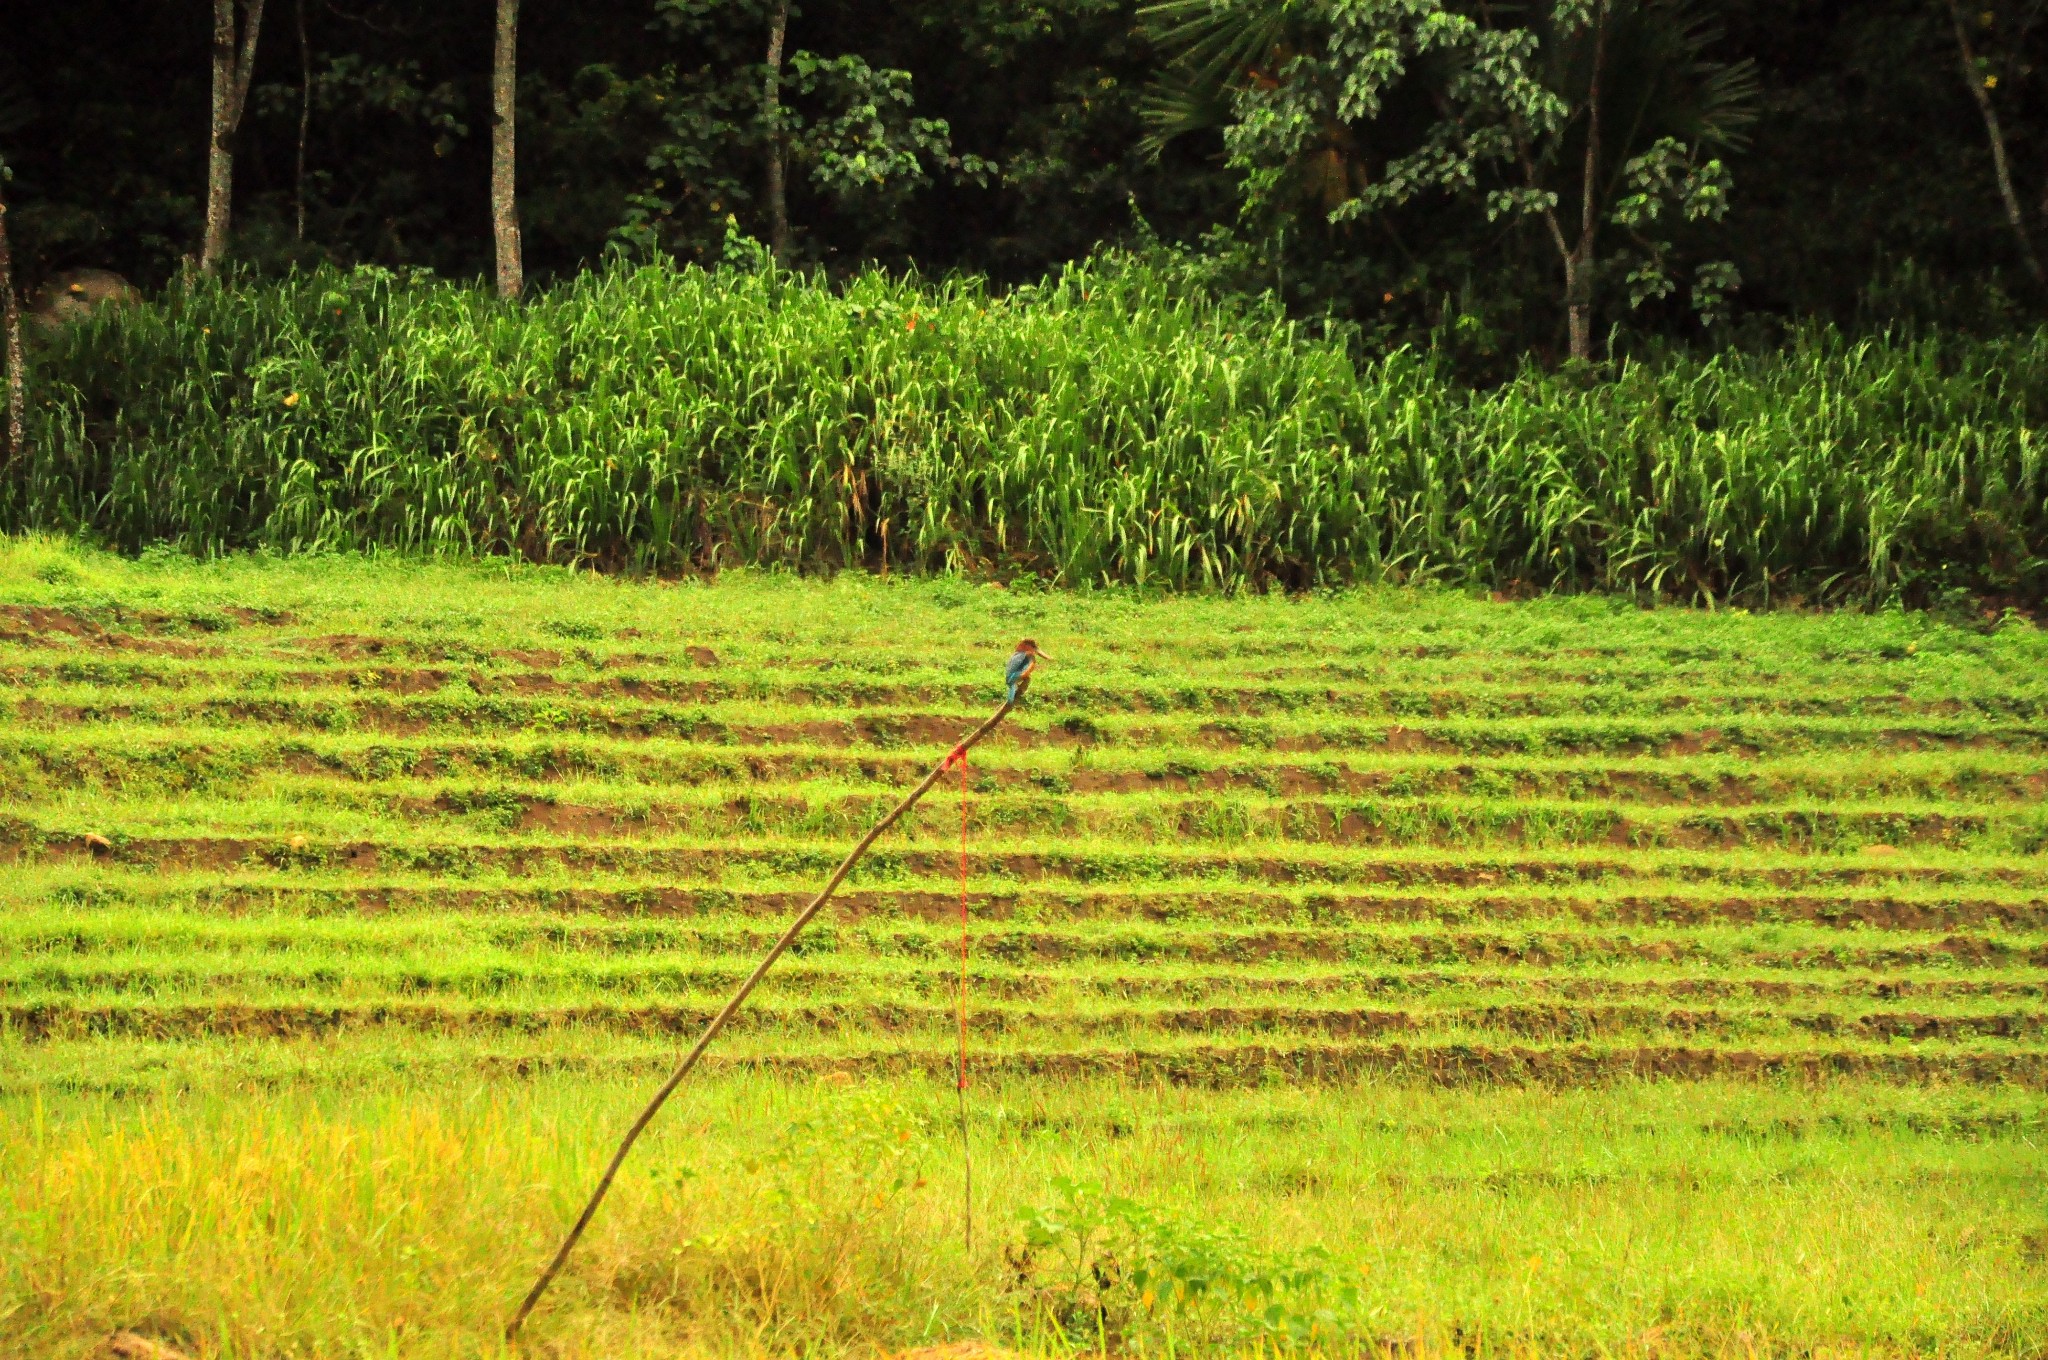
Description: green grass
xmin=5 ymin=1074 xmax=2046 ymax=1359
xmin=7 ymin=257 xmax=2046 ymax=601
xmin=2 ymin=536 xmax=2047 ymax=1356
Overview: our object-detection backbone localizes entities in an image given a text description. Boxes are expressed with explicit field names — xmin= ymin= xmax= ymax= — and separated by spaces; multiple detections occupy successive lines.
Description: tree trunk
xmin=202 ymin=0 xmax=237 ymax=272
xmin=1563 ymin=254 xmax=1594 ymax=363
xmin=762 ymin=0 xmax=791 ymax=262
xmin=1944 ymin=0 xmax=2048 ymax=289
xmin=491 ymin=0 xmax=523 ymax=299
xmin=295 ymin=0 xmax=310 ymax=241
xmin=1565 ymin=0 xmax=1608 ymax=362
xmin=0 ymin=175 xmax=24 ymax=465
xmin=202 ymin=0 xmax=266 ymax=274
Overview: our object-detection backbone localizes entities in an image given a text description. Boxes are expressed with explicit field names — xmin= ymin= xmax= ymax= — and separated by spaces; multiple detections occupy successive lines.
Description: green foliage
xmin=1019 ymin=1175 xmax=1358 ymax=1347
xmin=1143 ymin=0 xmax=1761 ymax=339
xmin=12 ymin=0 xmax=2048 ymax=352
xmin=615 ymin=0 xmax=979 ymax=261
xmin=786 ymin=53 xmax=993 ymax=205
xmin=9 ymin=257 xmax=2048 ymax=603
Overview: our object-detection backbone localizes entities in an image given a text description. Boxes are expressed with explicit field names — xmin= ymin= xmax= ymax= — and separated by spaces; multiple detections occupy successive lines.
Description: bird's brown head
xmin=1017 ymin=638 xmax=1046 ymax=659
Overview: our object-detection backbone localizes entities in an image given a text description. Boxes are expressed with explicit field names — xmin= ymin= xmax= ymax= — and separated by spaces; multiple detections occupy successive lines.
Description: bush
xmin=7 ymin=255 xmax=2045 ymax=603
xmin=1017 ymin=1175 xmax=1359 ymax=1350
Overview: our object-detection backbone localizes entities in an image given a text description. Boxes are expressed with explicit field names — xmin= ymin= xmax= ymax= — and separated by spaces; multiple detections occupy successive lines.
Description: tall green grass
xmin=6 ymin=1073 xmax=2046 ymax=1358
xmin=8 ymin=256 xmax=2045 ymax=600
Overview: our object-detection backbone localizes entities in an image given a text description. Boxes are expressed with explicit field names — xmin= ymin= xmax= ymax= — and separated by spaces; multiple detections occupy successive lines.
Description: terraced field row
xmin=3 ymin=565 xmax=2045 ymax=1091
xmin=13 ymin=738 xmax=2048 ymax=807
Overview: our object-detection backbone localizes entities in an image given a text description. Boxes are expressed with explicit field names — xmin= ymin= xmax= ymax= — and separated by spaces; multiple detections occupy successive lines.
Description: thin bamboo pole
xmin=506 ymin=697 xmax=1017 ymax=1340
xmin=954 ymin=751 xmax=974 ymax=1256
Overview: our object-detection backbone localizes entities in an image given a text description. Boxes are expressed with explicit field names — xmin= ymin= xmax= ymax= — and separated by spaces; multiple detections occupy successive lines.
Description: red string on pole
xmin=956 ymin=750 xmax=970 ymax=1092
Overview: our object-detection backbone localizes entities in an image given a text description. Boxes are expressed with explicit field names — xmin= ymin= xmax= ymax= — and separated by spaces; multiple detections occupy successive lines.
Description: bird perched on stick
xmin=1005 ymin=639 xmax=1047 ymax=703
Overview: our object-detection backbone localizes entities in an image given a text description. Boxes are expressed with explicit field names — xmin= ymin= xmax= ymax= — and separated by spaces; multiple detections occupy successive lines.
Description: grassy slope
xmin=1 ymin=537 xmax=2046 ymax=1357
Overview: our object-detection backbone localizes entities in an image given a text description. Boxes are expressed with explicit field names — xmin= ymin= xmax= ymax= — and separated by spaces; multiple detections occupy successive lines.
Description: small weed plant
xmin=1017 ymin=1176 xmax=1360 ymax=1351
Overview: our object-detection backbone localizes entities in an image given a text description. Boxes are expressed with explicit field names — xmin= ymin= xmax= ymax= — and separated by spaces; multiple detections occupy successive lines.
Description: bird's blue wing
xmin=1005 ymin=652 xmax=1031 ymax=684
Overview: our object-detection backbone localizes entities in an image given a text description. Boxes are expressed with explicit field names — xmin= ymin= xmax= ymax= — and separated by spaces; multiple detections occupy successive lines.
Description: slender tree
xmin=1942 ymin=0 xmax=2048 ymax=290
xmin=1502 ymin=2 xmax=1757 ymax=360
xmin=294 ymin=0 xmax=310 ymax=241
xmin=0 ymin=158 xmax=22 ymax=464
xmin=491 ymin=0 xmax=523 ymax=298
xmin=202 ymin=0 xmax=266 ymax=274
xmin=762 ymin=0 xmax=792 ymax=261
xmin=1556 ymin=1 xmax=1609 ymax=361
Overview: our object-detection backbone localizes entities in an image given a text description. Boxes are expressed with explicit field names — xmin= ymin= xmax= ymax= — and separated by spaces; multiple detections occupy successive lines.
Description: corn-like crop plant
xmin=7 ymin=257 xmax=2044 ymax=601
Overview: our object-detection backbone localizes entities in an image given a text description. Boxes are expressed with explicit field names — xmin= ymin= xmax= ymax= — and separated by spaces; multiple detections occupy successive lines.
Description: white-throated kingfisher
xmin=1005 ymin=639 xmax=1046 ymax=703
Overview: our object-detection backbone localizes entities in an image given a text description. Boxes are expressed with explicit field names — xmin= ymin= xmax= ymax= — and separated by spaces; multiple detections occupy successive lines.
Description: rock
xmin=103 ymin=1332 xmax=193 ymax=1360
xmin=33 ymin=269 xmax=141 ymax=328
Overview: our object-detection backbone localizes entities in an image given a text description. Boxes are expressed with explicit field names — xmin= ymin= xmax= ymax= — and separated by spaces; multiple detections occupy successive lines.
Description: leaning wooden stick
xmin=506 ymin=697 xmax=1017 ymax=1340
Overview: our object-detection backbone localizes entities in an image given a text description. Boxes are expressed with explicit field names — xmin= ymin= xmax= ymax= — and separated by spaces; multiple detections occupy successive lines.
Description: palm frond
xmin=1136 ymin=63 xmax=1237 ymax=159
xmin=1692 ymin=57 xmax=1761 ymax=150
xmin=1136 ymin=0 xmax=1308 ymax=156
xmin=1140 ymin=0 xmax=1302 ymax=84
xmin=1548 ymin=0 xmax=1761 ymax=160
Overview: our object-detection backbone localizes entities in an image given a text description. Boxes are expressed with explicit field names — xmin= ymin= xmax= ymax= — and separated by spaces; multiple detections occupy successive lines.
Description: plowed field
xmin=3 ymin=540 xmax=2046 ymax=1358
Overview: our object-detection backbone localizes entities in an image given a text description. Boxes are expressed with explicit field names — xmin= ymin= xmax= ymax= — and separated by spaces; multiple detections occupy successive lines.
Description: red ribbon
xmin=954 ymin=750 xmax=971 ymax=1091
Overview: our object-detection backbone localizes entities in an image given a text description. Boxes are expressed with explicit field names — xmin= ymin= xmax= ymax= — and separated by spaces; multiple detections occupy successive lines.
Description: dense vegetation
xmin=3 ymin=543 xmax=2046 ymax=1355
xmin=8 ymin=0 xmax=2048 ymax=346
xmin=9 ymin=259 xmax=2044 ymax=603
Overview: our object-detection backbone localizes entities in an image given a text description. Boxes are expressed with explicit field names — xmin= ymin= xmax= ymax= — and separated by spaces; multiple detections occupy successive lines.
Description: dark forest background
xmin=6 ymin=1 xmax=2048 ymax=358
